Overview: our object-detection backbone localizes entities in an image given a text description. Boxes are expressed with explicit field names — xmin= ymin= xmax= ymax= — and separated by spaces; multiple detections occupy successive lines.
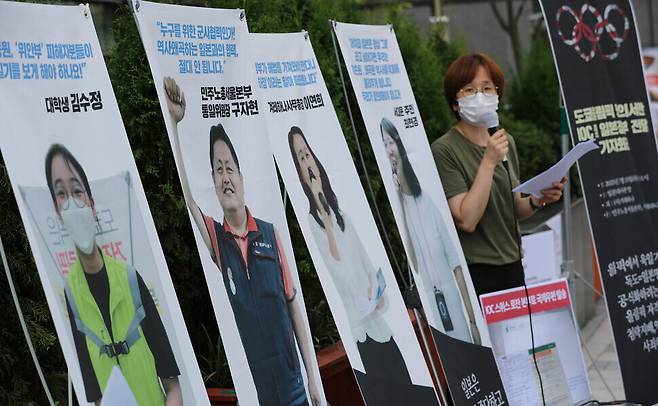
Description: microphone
xmin=483 ymin=111 xmax=499 ymax=137
xmin=483 ymin=112 xmax=508 ymax=167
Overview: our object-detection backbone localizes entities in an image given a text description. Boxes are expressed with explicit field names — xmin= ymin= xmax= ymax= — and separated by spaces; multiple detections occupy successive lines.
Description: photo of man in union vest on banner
xmin=164 ymin=77 xmax=322 ymax=406
xmin=28 ymin=143 xmax=183 ymax=405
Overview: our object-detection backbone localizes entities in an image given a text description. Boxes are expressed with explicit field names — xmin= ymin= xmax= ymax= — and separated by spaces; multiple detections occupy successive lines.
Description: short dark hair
xmin=44 ymin=143 xmax=93 ymax=209
xmin=209 ymin=124 xmax=240 ymax=172
xmin=444 ymin=53 xmax=505 ymax=120
xmin=380 ymin=117 xmax=421 ymax=197
xmin=288 ymin=126 xmax=345 ymax=232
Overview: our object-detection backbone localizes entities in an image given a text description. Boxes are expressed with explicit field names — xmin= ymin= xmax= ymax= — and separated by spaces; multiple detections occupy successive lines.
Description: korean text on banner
xmin=539 ymin=0 xmax=658 ymax=402
xmin=0 ymin=1 xmax=208 ymax=405
xmin=332 ymin=21 xmax=507 ymax=405
xmin=132 ymin=2 xmax=326 ymax=405
xmin=481 ymin=279 xmax=591 ymax=405
xmin=252 ymin=31 xmax=439 ymax=405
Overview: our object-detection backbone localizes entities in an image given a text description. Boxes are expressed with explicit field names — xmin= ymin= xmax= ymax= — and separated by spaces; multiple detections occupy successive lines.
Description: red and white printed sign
xmin=480 ymin=280 xmax=571 ymax=324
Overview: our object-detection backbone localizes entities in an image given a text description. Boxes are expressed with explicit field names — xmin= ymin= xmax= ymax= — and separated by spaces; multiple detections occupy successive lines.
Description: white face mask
xmin=457 ymin=93 xmax=499 ymax=127
xmin=61 ymin=197 xmax=97 ymax=255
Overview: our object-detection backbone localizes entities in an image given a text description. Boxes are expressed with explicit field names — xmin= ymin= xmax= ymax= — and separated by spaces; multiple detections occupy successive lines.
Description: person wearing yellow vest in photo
xmin=45 ymin=143 xmax=182 ymax=406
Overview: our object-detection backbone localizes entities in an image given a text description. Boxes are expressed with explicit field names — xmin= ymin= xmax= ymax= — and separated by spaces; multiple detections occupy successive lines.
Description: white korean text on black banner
xmin=540 ymin=0 xmax=658 ymax=402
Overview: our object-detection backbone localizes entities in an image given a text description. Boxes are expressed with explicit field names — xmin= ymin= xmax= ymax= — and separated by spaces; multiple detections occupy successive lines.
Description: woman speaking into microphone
xmin=432 ymin=53 xmax=564 ymax=297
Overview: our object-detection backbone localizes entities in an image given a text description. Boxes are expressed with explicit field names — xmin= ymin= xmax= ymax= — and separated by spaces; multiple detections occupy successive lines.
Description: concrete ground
xmin=580 ymin=299 xmax=625 ymax=402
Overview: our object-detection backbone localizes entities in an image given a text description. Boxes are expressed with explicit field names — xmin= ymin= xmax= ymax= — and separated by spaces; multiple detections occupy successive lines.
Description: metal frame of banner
xmin=328 ymin=19 xmax=450 ymax=406
xmin=0 ymin=236 xmax=56 ymax=406
xmin=68 ymin=373 xmax=72 ymax=406
xmin=559 ymin=94 xmax=619 ymax=402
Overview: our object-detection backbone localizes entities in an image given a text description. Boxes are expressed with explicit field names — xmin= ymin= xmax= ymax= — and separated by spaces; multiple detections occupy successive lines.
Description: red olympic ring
xmin=556 ymin=3 xmax=630 ymax=62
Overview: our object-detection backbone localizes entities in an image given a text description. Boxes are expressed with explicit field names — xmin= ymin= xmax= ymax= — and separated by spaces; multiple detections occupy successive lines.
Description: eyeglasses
xmin=459 ymin=84 xmax=499 ymax=98
xmin=56 ymin=189 xmax=89 ymax=210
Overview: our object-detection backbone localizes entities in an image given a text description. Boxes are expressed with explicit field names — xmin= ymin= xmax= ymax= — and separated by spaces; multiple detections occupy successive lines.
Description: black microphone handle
xmin=488 ymin=126 xmax=508 ymax=164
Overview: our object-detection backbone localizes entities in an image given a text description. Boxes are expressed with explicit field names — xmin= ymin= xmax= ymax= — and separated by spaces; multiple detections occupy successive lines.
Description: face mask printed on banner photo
xmin=457 ymin=92 xmax=500 ymax=128
xmin=60 ymin=196 xmax=98 ymax=255
xmin=49 ymin=150 xmax=99 ymax=256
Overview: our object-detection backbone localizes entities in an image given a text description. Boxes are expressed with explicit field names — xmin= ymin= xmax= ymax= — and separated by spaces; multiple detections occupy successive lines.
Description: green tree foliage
xmin=509 ymin=30 xmax=560 ymax=157
xmin=508 ymin=29 xmax=569 ymax=185
xmin=0 ymin=162 xmax=68 ymax=404
xmin=0 ymin=0 xmax=561 ymax=401
xmin=509 ymin=30 xmax=561 ymax=149
xmin=500 ymin=113 xmax=557 ymax=181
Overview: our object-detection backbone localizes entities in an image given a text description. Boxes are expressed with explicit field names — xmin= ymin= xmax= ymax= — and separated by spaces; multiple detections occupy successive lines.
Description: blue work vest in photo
xmin=215 ymin=217 xmax=307 ymax=406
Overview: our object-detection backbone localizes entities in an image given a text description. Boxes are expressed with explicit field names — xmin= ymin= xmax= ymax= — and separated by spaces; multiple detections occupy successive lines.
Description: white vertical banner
xmin=0 ymin=2 xmax=208 ymax=405
xmin=332 ymin=21 xmax=507 ymax=404
xmin=133 ymin=2 xmax=326 ymax=405
xmin=251 ymin=31 xmax=439 ymax=405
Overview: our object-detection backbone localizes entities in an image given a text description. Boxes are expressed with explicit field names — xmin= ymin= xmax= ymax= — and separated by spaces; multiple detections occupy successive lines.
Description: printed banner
xmin=480 ymin=280 xmax=591 ymax=405
xmin=332 ymin=21 xmax=507 ymax=405
xmin=0 ymin=2 xmax=208 ymax=405
xmin=133 ymin=2 xmax=326 ymax=405
xmin=251 ymin=31 xmax=439 ymax=406
xmin=539 ymin=0 xmax=658 ymax=401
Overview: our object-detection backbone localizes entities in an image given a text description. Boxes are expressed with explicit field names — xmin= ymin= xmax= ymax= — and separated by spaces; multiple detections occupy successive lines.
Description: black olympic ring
xmin=556 ymin=3 xmax=630 ymax=62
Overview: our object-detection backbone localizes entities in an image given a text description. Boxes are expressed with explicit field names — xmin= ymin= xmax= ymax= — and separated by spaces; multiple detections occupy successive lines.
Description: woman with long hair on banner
xmin=432 ymin=53 xmax=564 ymax=297
xmin=45 ymin=144 xmax=182 ymax=406
xmin=288 ymin=126 xmax=437 ymax=405
xmin=380 ymin=117 xmax=481 ymax=345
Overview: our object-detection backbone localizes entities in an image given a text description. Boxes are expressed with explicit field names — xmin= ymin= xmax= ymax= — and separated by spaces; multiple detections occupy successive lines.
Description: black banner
xmin=432 ymin=330 xmax=508 ymax=405
xmin=540 ymin=0 xmax=658 ymax=402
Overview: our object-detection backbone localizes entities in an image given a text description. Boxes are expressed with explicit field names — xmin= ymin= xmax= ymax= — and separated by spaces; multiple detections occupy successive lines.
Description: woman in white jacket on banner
xmin=380 ymin=117 xmax=481 ymax=345
xmin=288 ymin=126 xmax=437 ymax=405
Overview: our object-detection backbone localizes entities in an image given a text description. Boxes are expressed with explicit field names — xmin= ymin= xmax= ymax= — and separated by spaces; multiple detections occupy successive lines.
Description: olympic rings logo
xmin=556 ymin=3 xmax=630 ymax=62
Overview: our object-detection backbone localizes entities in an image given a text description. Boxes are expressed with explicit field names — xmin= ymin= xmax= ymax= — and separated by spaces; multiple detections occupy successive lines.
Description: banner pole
xmin=0 ymin=236 xmax=56 ymax=406
xmin=560 ymin=96 xmax=576 ymax=314
xmin=68 ymin=372 xmax=72 ymax=406
xmin=571 ymin=269 xmax=603 ymax=296
xmin=560 ymin=95 xmax=618 ymax=401
xmin=413 ymin=308 xmax=449 ymax=406
xmin=328 ymin=20 xmax=409 ymax=290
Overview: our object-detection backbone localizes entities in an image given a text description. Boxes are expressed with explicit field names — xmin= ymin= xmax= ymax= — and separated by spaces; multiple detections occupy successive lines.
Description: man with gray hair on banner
xmin=163 ymin=77 xmax=322 ymax=406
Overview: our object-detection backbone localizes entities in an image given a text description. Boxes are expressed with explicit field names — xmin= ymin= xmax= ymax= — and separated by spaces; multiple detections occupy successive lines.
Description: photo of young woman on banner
xmin=0 ymin=2 xmax=208 ymax=405
xmin=133 ymin=2 xmax=325 ymax=405
xmin=252 ymin=31 xmax=439 ymax=405
xmin=379 ymin=117 xmax=477 ymax=343
xmin=332 ymin=21 xmax=507 ymax=404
